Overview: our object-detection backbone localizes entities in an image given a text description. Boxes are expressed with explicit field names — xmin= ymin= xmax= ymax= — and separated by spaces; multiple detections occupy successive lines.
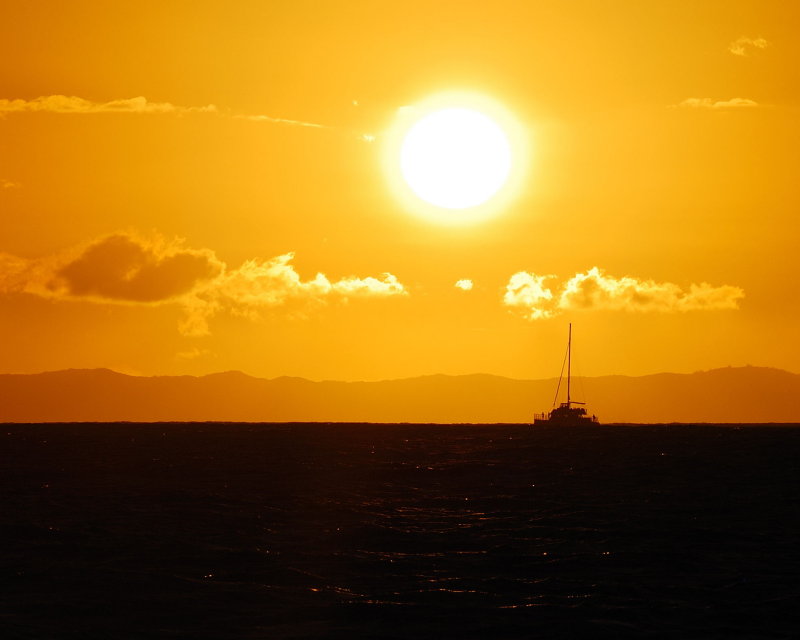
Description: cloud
xmin=332 ymin=272 xmax=406 ymax=297
xmin=0 ymin=94 xmax=368 ymax=136
xmin=1 ymin=179 xmax=21 ymax=189
xmin=234 ymin=114 xmax=326 ymax=129
xmin=181 ymin=253 xmax=407 ymax=335
xmin=53 ymin=235 xmax=224 ymax=303
xmin=1 ymin=94 xmax=339 ymax=135
xmin=0 ymin=253 xmax=34 ymax=294
xmin=504 ymin=267 xmax=743 ymax=320
xmin=0 ymin=234 xmax=223 ymax=303
xmin=237 ymin=115 xmax=376 ymax=142
xmin=0 ymin=95 xmax=217 ymax=115
xmin=729 ymin=36 xmax=770 ymax=56
xmin=217 ymin=253 xmax=403 ymax=306
xmin=454 ymin=279 xmax=474 ymax=291
xmin=558 ymin=268 xmax=743 ymax=312
xmin=676 ymin=98 xmax=758 ymax=109
xmin=0 ymin=233 xmax=407 ymax=336
xmin=503 ymin=272 xmax=555 ymax=320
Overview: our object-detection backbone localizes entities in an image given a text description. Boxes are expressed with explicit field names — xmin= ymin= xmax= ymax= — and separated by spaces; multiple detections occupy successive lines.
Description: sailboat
xmin=533 ymin=323 xmax=599 ymax=426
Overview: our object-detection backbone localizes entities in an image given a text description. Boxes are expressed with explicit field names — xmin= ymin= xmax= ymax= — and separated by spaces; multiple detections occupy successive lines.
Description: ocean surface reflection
xmin=4 ymin=423 xmax=800 ymax=638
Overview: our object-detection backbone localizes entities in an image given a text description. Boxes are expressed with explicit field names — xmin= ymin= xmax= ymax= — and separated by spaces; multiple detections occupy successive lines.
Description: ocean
xmin=3 ymin=423 xmax=800 ymax=639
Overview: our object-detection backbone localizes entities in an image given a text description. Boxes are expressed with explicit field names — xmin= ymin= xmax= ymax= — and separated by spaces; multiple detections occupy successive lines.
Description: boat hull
xmin=533 ymin=404 xmax=599 ymax=426
xmin=533 ymin=416 xmax=599 ymax=426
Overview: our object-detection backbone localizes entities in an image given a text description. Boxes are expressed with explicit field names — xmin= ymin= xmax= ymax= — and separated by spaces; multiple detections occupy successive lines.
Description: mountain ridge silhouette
xmin=0 ymin=365 xmax=797 ymax=423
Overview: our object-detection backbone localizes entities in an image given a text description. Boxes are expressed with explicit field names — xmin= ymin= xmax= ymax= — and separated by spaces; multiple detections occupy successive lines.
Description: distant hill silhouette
xmin=0 ymin=366 xmax=797 ymax=423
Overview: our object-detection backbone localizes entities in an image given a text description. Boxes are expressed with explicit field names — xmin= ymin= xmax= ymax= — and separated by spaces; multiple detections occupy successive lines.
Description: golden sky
xmin=1 ymin=0 xmax=798 ymax=381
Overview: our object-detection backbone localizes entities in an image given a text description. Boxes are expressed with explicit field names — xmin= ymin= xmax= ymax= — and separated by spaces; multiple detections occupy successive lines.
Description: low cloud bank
xmin=504 ymin=267 xmax=744 ymax=320
xmin=0 ymin=233 xmax=408 ymax=335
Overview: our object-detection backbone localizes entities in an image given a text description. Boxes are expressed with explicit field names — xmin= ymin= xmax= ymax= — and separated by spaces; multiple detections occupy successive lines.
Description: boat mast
xmin=566 ymin=323 xmax=572 ymax=408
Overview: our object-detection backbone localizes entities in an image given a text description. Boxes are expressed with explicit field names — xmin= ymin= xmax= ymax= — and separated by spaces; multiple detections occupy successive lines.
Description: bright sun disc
xmin=400 ymin=108 xmax=511 ymax=210
xmin=384 ymin=92 xmax=528 ymax=225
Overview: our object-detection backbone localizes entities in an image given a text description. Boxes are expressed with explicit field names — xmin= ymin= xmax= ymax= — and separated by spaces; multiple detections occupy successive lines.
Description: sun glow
xmin=401 ymin=108 xmax=511 ymax=209
xmin=385 ymin=92 xmax=528 ymax=225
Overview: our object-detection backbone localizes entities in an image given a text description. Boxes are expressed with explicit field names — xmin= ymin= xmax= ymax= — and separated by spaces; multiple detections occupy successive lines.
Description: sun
xmin=401 ymin=108 xmax=511 ymax=209
xmin=384 ymin=91 xmax=528 ymax=225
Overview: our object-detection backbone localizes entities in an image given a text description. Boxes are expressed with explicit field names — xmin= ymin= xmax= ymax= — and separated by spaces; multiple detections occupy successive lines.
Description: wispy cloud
xmin=0 ymin=94 xmax=339 ymax=132
xmin=0 ymin=94 xmax=382 ymax=140
xmin=729 ymin=36 xmax=770 ymax=57
xmin=675 ymin=98 xmax=759 ymax=109
xmin=175 ymin=347 xmax=212 ymax=360
xmin=234 ymin=114 xmax=326 ymax=129
xmin=455 ymin=279 xmax=474 ymax=291
xmin=0 ymin=95 xmax=217 ymax=115
xmin=504 ymin=267 xmax=743 ymax=320
xmin=0 ymin=233 xmax=408 ymax=336
xmin=1 ymin=179 xmax=21 ymax=189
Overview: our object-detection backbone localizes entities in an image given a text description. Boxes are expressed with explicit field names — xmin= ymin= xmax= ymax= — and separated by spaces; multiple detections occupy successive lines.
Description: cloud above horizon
xmin=455 ymin=279 xmax=474 ymax=291
xmin=504 ymin=267 xmax=744 ymax=320
xmin=55 ymin=235 xmax=224 ymax=303
xmin=676 ymin=98 xmax=759 ymax=109
xmin=503 ymin=273 xmax=555 ymax=319
xmin=729 ymin=36 xmax=770 ymax=57
xmin=179 ymin=253 xmax=406 ymax=336
xmin=0 ymin=95 xmax=329 ymax=130
xmin=0 ymin=95 xmax=218 ymax=115
xmin=0 ymin=233 xmax=408 ymax=335
xmin=234 ymin=114 xmax=326 ymax=129
xmin=0 ymin=234 xmax=223 ymax=303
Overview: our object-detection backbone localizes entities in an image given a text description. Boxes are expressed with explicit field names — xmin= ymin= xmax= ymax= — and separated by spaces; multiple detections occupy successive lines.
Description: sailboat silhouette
xmin=533 ymin=323 xmax=599 ymax=426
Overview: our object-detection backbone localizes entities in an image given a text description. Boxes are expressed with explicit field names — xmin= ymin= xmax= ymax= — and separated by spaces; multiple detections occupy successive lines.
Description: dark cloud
xmin=53 ymin=234 xmax=223 ymax=303
xmin=0 ymin=233 xmax=408 ymax=336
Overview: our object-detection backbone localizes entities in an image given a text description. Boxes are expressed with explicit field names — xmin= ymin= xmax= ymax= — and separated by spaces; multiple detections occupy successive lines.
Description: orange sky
xmin=1 ymin=1 xmax=798 ymax=381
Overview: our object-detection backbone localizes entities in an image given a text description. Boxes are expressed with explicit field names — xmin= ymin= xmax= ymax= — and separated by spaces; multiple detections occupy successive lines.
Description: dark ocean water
xmin=3 ymin=423 xmax=800 ymax=639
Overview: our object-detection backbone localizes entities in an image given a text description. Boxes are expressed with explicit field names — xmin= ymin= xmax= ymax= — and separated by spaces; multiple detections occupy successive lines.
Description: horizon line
xmin=0 ymin=364 xmax=794 ymax=384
